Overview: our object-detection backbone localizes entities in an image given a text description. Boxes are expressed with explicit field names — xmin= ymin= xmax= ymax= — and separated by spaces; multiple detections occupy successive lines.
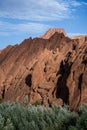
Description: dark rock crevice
xmin=75 ymin=73 xmax=83 ymax=110
xmin=78 ymin=73 xmax=83 ymax=104
xmin=78 ymin=74 xmax=83 ymax=91
xmin=55 ymin=60 xmax=72 ymax=105
xmin=2 ymin=86 xmax=5 ymax=99
xmin=25 ymin=74 xmax=32 ymax=87
xmin=82 ymin=59 xmax=87 ymax=65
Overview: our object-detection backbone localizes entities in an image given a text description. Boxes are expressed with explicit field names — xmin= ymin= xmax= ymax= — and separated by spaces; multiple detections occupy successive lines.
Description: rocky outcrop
xmin=41 ymin=28 xmax=66 ymax=39
xmin=0 ymin=29 xmax=87 ymax=110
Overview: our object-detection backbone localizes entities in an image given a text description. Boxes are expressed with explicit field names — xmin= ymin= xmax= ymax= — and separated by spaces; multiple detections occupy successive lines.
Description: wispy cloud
xmin=0 ymin=21 xmax=50 ymax=36
xmin=0 ymin=0 xmax=86 ymax=37
xmin=0 ymin=0 xmax=84 ymax=21
xmin=70 ymin=0 xmax=82 ymax=6
xmin=82 ymin=2 xmax=87 ymax=5
xmin=68 ymin=32 xmax=87 ymax=36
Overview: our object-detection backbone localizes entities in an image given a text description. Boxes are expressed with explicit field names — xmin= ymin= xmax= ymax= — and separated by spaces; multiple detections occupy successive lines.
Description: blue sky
xmin=0 ymin=0 xmax=87 ymax=49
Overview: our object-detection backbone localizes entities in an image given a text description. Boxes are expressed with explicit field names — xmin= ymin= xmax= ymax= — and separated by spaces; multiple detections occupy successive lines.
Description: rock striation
xmin=0 ymin=29 xmax=87 ymax=110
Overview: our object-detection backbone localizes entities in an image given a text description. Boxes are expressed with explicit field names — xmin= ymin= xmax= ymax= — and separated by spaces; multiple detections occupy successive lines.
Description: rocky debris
xmin=0 ymin=28 xmax=87 ymax=110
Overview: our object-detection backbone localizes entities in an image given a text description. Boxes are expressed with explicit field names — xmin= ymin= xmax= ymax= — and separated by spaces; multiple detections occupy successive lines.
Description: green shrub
xmin=32 ymin=101 xmax=41 ymax=106
xmin=0 ymin=98 xmax=2 ymax=104
xmin=69 ymin=126 xmax=78 ymax=130
xmin=76 ymin=104 xmax=87 ymax=130
xmin=0 ymin=102 xmax=87 ymax=130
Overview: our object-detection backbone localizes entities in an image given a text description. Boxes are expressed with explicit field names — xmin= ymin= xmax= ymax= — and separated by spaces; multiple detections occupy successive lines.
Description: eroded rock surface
xmin=0 ymin=29 xmax=87 ymax=110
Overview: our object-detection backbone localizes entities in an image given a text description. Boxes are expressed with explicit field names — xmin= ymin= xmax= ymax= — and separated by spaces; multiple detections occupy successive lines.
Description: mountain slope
xmin=0 ymin=29 xmax=87 ymax=110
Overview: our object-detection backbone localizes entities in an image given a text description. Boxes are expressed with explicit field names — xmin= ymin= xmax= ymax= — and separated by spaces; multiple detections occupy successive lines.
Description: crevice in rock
xmin=47 ymin=77 xmax=51 ymax=82
xmin=78 ymin=73 xmax=83 ymax=103
xmin=30 ymin=67 xmax=34 ymax=71
xmin=75 ymin=73 xmax=83 ymax=110
xmin=44 ymin=67 xmax=47 ymax=73
xmin=25 ymin=74 xmax=32 ymax=87
xmin=55 ymin=60 xmax=72 ymax=105
xmin=73 ymin=71 xmax=75 ymax=80
xmin=2 ymin=86 xmax=5 ymax=99
xmin=82 ymin=59 xmax=87 ymax=65
xmin=78 ymin=74 xmax=83 ymax=91
xmin=44 ymin=62 xmax=48 ymax=73
xmin=66 ymin=52 xmax=72 ymax=59
xmin=72 ymin=44 xmax=76 ymax=50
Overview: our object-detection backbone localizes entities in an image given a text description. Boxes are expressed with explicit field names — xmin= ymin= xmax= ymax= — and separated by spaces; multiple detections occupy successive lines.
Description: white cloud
xmin=0 ymin=0 xmax=86 ymax=37
xmin=0 ymin=21 xmax=50 ymax=36
xmin=68 ymin=32 xmax=87 ymax=36
xmin=70 ymin=0 xmax=82 ymax=6
xmin=0 ymin=0 xmax=83 ymax=21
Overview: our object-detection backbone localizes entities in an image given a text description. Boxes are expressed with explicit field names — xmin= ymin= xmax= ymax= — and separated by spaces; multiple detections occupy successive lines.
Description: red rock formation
xmin=41 ymin=28 xmax=66 ymax=39
xmin=0 ymin=29 xmax=87 ymax=110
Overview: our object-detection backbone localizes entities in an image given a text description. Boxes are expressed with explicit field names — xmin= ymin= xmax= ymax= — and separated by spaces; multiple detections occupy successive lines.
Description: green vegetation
xmin=0 ymin=98 xmax=2 ymax=104
xmin=0 ymin=102 xmax=87 ymax=130
xmin=32 ymin=100 xmax=41 ymax=106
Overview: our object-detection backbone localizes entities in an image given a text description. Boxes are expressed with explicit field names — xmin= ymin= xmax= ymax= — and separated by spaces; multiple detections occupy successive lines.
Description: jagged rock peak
xmin=41 ymin=28 xmax=66 ymax=39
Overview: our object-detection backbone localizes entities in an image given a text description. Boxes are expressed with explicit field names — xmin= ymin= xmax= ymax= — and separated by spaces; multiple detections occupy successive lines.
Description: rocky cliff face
xmin=0 ymin=29 xmax=87 ymax=110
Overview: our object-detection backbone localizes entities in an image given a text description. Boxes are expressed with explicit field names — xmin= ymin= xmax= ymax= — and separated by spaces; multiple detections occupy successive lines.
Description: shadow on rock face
xmin=56 ymin=60 xmax=72 ymax=105
xmin=25 ymin=74 xmax=32 ymax=87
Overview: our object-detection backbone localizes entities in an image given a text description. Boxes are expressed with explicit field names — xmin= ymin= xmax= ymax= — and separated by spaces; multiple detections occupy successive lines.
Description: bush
xmin=32 ymin=101 xmax=41 ymax=106
xmin=76 ymin=104 xmax=87 ymax=130
xmin=0 ymin=102 xmax=87 ymax=130
xmin=0 ymin=98 xmax=2 ymax=104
